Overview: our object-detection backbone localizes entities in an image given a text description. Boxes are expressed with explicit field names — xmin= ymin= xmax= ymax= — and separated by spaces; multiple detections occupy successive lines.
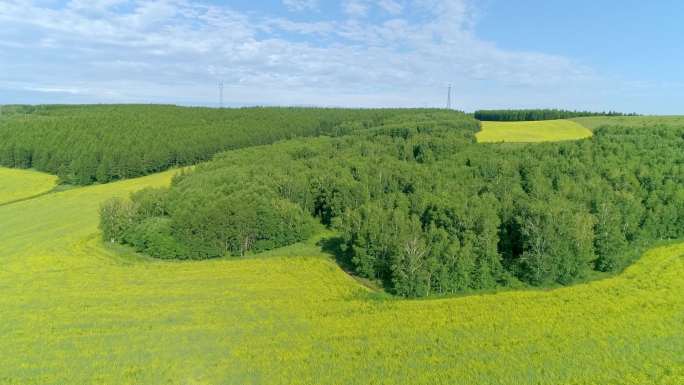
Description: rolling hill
xmin=1 ymin=166 xmax=683 ymax=384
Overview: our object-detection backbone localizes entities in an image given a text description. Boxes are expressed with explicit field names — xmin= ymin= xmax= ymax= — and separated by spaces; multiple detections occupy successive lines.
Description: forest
xmin=0 ymin=105 xmax=413 ymax=185
xmin=474 ymin=109 xmax=636 ymax=121
xmin=100 ymin=109 xmax=684 ymax=297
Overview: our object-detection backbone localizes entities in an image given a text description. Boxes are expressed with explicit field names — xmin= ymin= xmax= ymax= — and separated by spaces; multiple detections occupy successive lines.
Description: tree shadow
xmin=317 ymin=235 xmax=393 ymax=295
xmin=317 ymin=236 xmax=355 ymax=272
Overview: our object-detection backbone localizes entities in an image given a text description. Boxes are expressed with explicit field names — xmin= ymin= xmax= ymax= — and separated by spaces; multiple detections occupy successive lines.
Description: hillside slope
xmin=0 ymin=105 xmax=430 ymax=185
xmin=0 ymin=167 xmax=57 ymax=205
xmin=1 ymin=165 xmax=682 ymax=384
xmin=103 ymin=113 xmax=684 ymax=298
xmin=572 ymin=115 xmax=684 ymax=130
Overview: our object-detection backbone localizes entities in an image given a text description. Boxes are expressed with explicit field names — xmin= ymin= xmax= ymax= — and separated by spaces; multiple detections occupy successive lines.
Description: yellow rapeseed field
xmin=0 ymin=167 xmax=57 ymax=205
xmin=476 ymin=119 xmax=593 ymax=143
xmin=0 ymin=168 xmax=682 ymax=384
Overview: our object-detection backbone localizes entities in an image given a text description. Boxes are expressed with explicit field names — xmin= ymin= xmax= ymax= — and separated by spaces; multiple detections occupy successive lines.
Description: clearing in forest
xmin=476 ymin=119 xmax=593 ymax=143
xmin=0 ymin=167 xmax=58 ymax=205
xmin=1 ymin=167 xmax=683 ymax=384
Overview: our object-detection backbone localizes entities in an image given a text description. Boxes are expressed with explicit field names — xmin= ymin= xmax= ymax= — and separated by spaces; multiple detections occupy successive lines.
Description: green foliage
xmin=0 ymin=105 xmax=424 ymax=185
xmin=100 ymin=110 xmax=684 ymax=298
xmin=572 ymin=115 xmax=684 ymax=130
xmin=475 ymin=109 xmax=637 ymax=121
xmin=114 ymin=184 xmax=318 ymax=259
xmin=593 ymin=199 xmax=628 ymax=271
xmin=130 ymin=187 xmax=169 ymax=218
xmin=2 ymin=164 xmax=684 ymax=383
xmin=8 ymin=105 xmax=678 ymax=298
xmin=123 ymin=217 xmax=189 ymax=259
xmin=99 ymin=197 xmax=137 ymax=243
xmin=514 ymin=200 xmax=595 ymax=284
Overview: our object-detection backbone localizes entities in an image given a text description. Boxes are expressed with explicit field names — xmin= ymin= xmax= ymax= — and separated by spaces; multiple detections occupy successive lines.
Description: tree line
xmin=0 ymin=105 xmax=416 ymax=185
xmin=100 ymin=110 xmax=684 ymax=297
xmin=474 ymin=109 xmax=638 ymax=121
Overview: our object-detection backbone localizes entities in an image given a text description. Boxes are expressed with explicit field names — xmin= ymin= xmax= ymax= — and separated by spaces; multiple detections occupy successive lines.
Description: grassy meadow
xmin=1 ymin=162 xmax=683 ymax=384
xmin=0 ymin=168 xmax=57 ymax=205
xmin=572 ymin=115 xmax=684 ymax=130
xmin=476 ymin=119 xmax=593 ymax=142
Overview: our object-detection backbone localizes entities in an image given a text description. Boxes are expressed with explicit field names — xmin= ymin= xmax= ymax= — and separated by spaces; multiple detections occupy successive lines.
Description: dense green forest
xmin=0 ymin=105 xmax=414 ymax=185
xmin=474 ymin=109 xmax=636 ymax=121
xmin=101 ymin=110 xmax=684 ymax=297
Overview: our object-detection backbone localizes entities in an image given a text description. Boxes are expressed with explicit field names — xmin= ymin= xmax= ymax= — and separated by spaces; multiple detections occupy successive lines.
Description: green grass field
xmin=572 ymin=115 xmax=684 ymax=130
xmin=1 ymin=166 xmax=683 ymax=384
xmin=476 ymin=119 xmax=593 ymax=143
xmin=0 ymin=167 xmax=58 ymax=205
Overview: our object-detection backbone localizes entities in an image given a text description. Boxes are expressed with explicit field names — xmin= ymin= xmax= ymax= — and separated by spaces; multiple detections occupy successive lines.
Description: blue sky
xmin=0 ymin=0 xmax=682 ymax=113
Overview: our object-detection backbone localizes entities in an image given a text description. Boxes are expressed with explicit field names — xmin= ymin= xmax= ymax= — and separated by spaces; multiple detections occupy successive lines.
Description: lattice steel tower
xmin=446 ymin=84 xmax=452 ymax=109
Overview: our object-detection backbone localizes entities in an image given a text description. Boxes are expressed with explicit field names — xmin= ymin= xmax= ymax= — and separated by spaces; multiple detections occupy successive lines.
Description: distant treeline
xmin=474 ymin=109 xmax=638 ymax=121
xmin=101 ymin=110 xmax=684 ymax=297
xmin=0 ymin=105 xmax=420 ymax=185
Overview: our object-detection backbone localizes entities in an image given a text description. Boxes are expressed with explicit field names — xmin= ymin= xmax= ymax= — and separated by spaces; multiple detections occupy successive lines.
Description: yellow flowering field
xmin=0 ymin=169 xmax=682 ymax=385
xmin=476 ymin=120 xmax=593 ymax=143
xmin=0 ymin=167 xmax=58 ymax=205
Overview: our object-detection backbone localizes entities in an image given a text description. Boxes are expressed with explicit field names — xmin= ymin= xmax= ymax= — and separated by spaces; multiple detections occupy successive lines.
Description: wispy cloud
xmin=343 ymin=0 xmax=370 ymax=18
xmin=0 ymin=0 xmax=597 ymax=109
xmin=283 ymin=0 xmax=318 ymax=12
xmin=378 ymin=0 xmax=403 ymax=15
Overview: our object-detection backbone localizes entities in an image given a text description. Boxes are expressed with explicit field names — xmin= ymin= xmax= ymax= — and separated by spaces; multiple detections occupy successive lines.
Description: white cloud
xmin=0 ymin=0 xmax=598 ymax=109
xmin=283 ymin=0 xmax=318 ymax=11
xmin=377 ymin=0 xmax=403 ymax=15
xmin=25 ymin=86 xmax=85 ymax=95
xmin=343 ymin=0 xmax=369 ymax=18
xmin=66 ymin=0 xmax=128 ymax=13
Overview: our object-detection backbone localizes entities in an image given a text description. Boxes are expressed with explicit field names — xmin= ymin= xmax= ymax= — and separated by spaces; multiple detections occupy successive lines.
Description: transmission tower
xmin=446 ymin=84 xmax=452 ymax=110
xmin=218 ymin=81 xmax=224 ymax=109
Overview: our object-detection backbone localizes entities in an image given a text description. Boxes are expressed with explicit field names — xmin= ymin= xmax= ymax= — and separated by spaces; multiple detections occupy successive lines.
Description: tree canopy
xmin=99 ymin=109 xmax=684 ymax=297
xmin=474 ymin=109 xmax=637 ymax=121
xmin=0 ymin=105 xmax=418 ymax=185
